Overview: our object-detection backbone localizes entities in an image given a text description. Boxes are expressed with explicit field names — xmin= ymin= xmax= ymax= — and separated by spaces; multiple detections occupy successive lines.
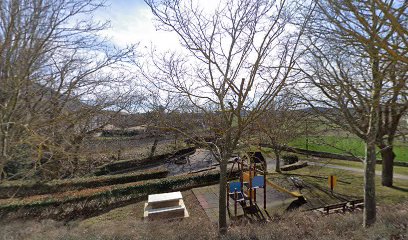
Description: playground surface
xmin=192 ymin=183 xmax=297 ymax=223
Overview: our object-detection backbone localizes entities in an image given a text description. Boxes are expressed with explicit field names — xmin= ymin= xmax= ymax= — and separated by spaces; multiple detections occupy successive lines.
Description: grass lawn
xmin=259 ymin=146 xmax=408 ymax=176
xmin=278 ymin=165 xmax=408 ymax=205
xmin=289 ymin=136 xmax=408 ymax=162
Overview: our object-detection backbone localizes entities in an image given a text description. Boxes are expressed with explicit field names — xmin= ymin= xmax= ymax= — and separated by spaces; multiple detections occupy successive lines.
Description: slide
xmin=265 ymin=179 xmax=303 ymax=198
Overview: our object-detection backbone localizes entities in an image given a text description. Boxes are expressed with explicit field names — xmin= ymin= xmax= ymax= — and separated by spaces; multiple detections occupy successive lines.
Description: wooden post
xmin=330 ymin=175 xmax=333 ymax=194
xmin=227 ymin=183 xmax=229 ymax=207
xmin=329 ymin=175 xmax=336 ymax=194
xmin=239 ymin=159 xmax=242 ymax=187
xmin=264 ymin=162 xmax=267 ymax=210
xmin=234 ymin=189 xmax=237 ymax=216
xmin=230 ymin=161 xmax=235 ymax=177
xmin=253 ymin=163 xmax=257 ymax=203
xmin=249 ymin=162 xmax=252 ymax=206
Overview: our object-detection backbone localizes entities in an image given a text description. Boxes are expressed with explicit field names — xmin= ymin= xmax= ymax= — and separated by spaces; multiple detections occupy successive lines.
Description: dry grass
xmin=0 ymin=190 xmax=217 ymax=240
xmin=224 ymin=204 xmax=408 ymax=240
xmin=1 ymin=194 xmax=407 ymax=240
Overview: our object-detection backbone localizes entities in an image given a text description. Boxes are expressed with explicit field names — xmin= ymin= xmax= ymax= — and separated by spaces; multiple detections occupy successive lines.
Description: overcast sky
xmin=95 ymin=0 xmax=181 ymax=50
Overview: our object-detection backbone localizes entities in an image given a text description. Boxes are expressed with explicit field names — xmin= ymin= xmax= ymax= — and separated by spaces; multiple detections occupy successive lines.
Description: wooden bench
xmin=323 ymin=202 xmax=348 ymax=214
xmin=348 ymin=199 xmax=364 ymax=209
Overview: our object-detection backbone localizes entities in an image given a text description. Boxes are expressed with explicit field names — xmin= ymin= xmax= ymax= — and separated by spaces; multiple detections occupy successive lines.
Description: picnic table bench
xmin=349 ymin=199 xmax=364 ymax=209
xmin=320 ymin=199 xmax=365 ymax=214
xmin=144 ymin=191 xmax=189 ymax=220
xmin=323 ymin=202 xmax=348 ymax=214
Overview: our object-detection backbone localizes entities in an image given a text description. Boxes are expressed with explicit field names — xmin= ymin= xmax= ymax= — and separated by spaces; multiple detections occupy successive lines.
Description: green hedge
xmin=0 ymin=169 xmax=235 ymax=219
xmin=94 ymin=147 xmax=196 ymax=175
xmin=0 ymin=168 xmax=168 ymax=199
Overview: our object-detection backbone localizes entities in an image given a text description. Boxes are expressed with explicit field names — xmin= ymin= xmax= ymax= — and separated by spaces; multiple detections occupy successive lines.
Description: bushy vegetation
xmin=0 ymin=168 xmax=169 ymax=199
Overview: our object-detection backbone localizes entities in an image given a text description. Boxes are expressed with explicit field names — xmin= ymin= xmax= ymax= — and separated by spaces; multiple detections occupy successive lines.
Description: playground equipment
xmin=227 ymin=151 xmax=267 ymax=215
xmin=227 ymin=181 xmax=246 ymax=216
xmin=227 ymin=151 xmax=305 ymax=216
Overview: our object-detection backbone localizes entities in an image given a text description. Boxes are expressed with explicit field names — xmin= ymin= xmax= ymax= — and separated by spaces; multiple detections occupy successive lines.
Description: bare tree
xmin=145 ymin=0 xmax=311 ymax=233
xmin=255 ymin=91 xmax=310 ymax=172
xmin=0 ymin=0 xmax=136 ymax=180
xmin=299 ymin=0 xmax=407 ymax=227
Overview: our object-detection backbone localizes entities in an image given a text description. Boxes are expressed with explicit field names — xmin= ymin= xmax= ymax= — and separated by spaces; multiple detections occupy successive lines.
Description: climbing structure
xmin=227 ymin=151 xmax=305 ymax=216
xmin=227 ymin=151 xmax=267 ymax=215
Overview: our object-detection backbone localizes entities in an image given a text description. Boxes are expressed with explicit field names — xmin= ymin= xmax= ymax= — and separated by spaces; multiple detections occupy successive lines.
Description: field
xmin=289 ymin=135 xmax=408 ymax=162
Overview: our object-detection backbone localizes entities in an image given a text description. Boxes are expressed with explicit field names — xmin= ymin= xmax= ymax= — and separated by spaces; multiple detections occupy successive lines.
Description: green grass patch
xmin=282 ymin=165 xmax=408 ymax=205
xmin=289 ymin=136 xmax=408 ymax=162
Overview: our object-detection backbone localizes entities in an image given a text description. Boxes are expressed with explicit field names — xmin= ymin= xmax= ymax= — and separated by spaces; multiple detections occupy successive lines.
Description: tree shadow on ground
xmin=389 ymin=186 xmax=408 ymax=193
xmin=286 ymin=197 xmax=307 ymax=211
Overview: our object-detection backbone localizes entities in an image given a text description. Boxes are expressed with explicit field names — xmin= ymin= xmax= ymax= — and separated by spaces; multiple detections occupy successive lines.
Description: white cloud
xmin=95 ymin=0 xmax=181 ymax=50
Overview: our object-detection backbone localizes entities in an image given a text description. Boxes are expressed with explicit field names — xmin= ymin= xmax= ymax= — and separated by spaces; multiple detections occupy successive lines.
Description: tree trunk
xmin=149 ymin=136 xmax=159 ymax=159
xmin=218 ymin=159 xmax=228 ymax=234
xmin=0 ymin=131 xmax=8 ymax=180
xmin=274 ymin=149 xmax=281 ymax=173
xmin=363 ymin=28 xmax=380 ymax=227
xmin=72 ymin=144 xmax=81 ymax=175
xmin=70 ymin=136 xmax=84 ymax=176
xmin=380 ymin=146 xmax=395 ymax=187
xmin=0 ymin=161 xmax=5 ymax=180
xmin=174 ymin=133 xmax=179 ymax=149
xmin=364 ymin=141 xmax=377 ymax=227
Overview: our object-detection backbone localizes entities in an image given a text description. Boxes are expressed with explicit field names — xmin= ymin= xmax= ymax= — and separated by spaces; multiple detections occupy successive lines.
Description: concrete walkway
xmin=192 ymin=184 xmax=297 ymax=223
xmin=308 ymin=162 xmax=408 ymax=181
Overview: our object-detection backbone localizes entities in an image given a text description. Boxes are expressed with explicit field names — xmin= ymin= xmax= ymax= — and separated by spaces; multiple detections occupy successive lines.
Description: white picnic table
xmin=144 ymin=191 xmax=189 ymax=220
xmin=148 ymin=191 xmax=183 ymax=204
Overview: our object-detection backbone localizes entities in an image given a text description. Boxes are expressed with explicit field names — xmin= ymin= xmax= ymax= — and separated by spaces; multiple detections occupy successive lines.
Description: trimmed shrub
xmin=282 ymin=154 xmax=299 ymax=165
xmin=0 ymin=168 xmax=168 ymax=199
xmin=0 ymin=169 xmax=238 ymax=220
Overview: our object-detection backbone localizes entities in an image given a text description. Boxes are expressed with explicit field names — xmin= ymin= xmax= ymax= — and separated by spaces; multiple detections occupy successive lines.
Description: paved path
xmin=240 ymin=153 xmax=408 ymax=181
xmin=308 ymin=162 xmax=408 ymax=180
